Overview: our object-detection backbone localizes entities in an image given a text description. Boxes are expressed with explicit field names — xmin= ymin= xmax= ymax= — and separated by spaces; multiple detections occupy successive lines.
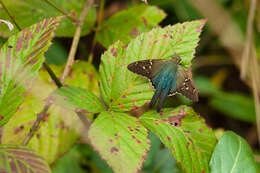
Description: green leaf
xmin=0 ymin=17 xmax=61 ymax=126
xmin=88 ymin=111 xmax=150 ymax=173
xmin=1 ymin=62 xmax=98 ymax=164
xmin=99 ymin=20 xmax=205 ymax=112
xmin=0 ymin=0 xmax=96 ymax=37
xmin=194 ymin=76 xmax=221 ymax=96
xmin=42 ymin=61 xmax=100 ymax=96
xmin=0 ymin=145 xmax=51 ymax=173
xmin=45 ymin=39 xmax=67 ymax=65
xmin=96 ymin=5 xmax=166 ymax=48
xmin=52 ymin=86 xmax=105 ymax=113
xmin=140 ymin=106 xmax=217 ymax=173
xmin=210 ymin=131 xmax=258 ymax=173
xmin=52 ymin=144 xmax=86 ymax=173
xmin=210 ymin=92 xmax=256 ymax=123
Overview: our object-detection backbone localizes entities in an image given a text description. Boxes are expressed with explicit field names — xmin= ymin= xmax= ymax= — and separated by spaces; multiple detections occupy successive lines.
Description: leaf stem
xmin=88 ymin=0 xmax=105 ymax=64
xmin=61 ymin=0 xmax=94 ymax=83
xmin=0 ymin=0 xmax=21 ymax=30
xmin=41 ymin=0 xmax=78 ymax=23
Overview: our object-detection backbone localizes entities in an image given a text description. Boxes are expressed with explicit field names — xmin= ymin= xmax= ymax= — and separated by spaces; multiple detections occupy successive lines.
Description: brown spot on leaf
xmin=199 ymin=128 xmax=203 ymax=133
xmin=187 ymin=141 xmax=191 ymax=147
xmin=136 ymin=139 xmax=141 ymax=144
xmin=128 ymin=126 xmax=133 ymax=131
xmin=110 ymin=147 xmax=119 ymax=154
xmin=142 ymin=16 xmax=148 ymax=26
xmin=154 ymin=120 xmax=159 ymax=125
xmin=129 ymin=28 xmax=139 ymax=36
xmin=166 ymin=136 xmax=171 ymax=141
xmin=42 ymin=113 xmax=50 ymax=122
xmin=36 ymin=133 xmax=41 ymax=138
xmin=14 ymin=125 xmax=24 ymax=134
xmin=168 ymin=114 xmax=185 ymax=127
xmin=132 ymin=135 xmax=136 ymax=139
xmin=0 ymin=115 xmax=3 ymax=120
xmin=88 ymin=73 xmax=94 ymax=81
xmin=161 ymin=119 xmax=167 ymax=122
xmin=172 ymin=146 xmax=175 ymax=151
xmin=122 ymin=95 xmax=126 ymax=98
xmin=110 ymin=48 xmax=117 ymax=57
xmin=108 ymin=139 xmax=113 ymax=143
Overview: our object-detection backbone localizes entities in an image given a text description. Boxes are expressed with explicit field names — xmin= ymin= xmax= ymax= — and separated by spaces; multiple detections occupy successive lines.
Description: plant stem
xmin=61 ymin=0 xmax=94 ymax=83
xmin=43 ymin=62 xmax=63 ymax=88
xmin=22 ymin=103 xmax=52 ymax=146
xmin=0 ymin=0 xmax=21 ymax=30
xmin=240 ymin=0 xmax=256 ymax=79
xmin=88 ymin=0 xmax=105 ymax=64
xmin=22 ymin=0 xmax=94 ymax=145
xmin=41 ymin=0 xmax=78 ymax=23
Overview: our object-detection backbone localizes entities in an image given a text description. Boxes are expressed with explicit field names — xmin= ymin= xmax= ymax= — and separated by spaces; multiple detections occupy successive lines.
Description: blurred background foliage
xmin=0 ymin=0 xmax=260 ymax=172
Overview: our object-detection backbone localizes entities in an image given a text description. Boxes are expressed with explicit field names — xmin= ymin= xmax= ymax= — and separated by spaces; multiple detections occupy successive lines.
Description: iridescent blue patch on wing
xmin=149 ymin=61 xmax=178 ymax=112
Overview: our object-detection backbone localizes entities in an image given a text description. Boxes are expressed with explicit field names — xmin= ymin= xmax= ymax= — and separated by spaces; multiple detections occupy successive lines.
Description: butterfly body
xmin=127 ymin=56 xmax=198 ymax=112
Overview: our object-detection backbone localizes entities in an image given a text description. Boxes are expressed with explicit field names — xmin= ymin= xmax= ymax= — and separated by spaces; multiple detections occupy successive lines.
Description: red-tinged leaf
xmin=0 ymin=145 xmax=51 ymax=173
xmin=140 ymin=106 xmax=217 ymax=173
xmin=1 ymin=62 xmax=98 ymax=164
xmin=0 ymin=17 xmax=61 ymax=126
xmin=0 ymin=0 xmax=96 ymax=37
xmin=88 ymin=111 xmax=150 ymax=173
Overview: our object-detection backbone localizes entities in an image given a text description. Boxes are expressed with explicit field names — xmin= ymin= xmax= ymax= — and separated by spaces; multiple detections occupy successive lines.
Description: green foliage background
xmin=0 ymin=0 xmax=259 ymax=173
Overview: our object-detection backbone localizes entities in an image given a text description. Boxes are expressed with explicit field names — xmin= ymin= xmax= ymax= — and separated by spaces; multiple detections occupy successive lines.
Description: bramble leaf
xmin=210 ymin=131 xmax=258 ymax=173
xmin=51 ymin=86 xmax=105 ymax=113
xmin=99 ymin=20 xmax=205 ymax=112
xmin=0 ymin=17 xmax=61 ymax=126
xmin=0 ymin=145 xmax=51 ymax=173
xmin=2 ymin=61 xmax=98 ymax=164
xmin=96 ymin=5 xmax=166 ymax=48
xmin=140 ymin=106 xmax=217 ymax=173
xmin=0 ymin=0 xmax=96 ymax=37
xmin=88 ymin=111 xmax=150 ymax=173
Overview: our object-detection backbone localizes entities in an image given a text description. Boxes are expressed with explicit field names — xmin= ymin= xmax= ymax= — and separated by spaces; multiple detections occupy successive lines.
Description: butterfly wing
xmin=174 ymin=66 xmax=199 ymax=101
xmin=127 ymin=59 xmax=168 ymax=80
xmin=128 ymin=59 xmax=179 ymax=112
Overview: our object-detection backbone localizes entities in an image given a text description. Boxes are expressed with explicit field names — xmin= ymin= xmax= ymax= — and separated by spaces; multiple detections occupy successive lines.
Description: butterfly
xmin=127 ymin=56 xmax=198 ymax=112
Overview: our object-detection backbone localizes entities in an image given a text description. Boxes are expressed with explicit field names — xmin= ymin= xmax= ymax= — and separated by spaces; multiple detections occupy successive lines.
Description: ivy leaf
xmin=99 ymin=20 xmax=205 ymax=112
xmin=0 ymin=17 xmax=61 ymax=126
xmin=0 ymin=145 xmax=51 ymax=173
xmin=210 ymin=131 xmax=258 ymax=173
xmin=2 ymin=62 xmax=98 ymax=164
xmin=0 ymin=0 xmax=96 ymax=37
xmin=88 ymin=111 xmax=150 ymax=173
xmin=140 ymin=106 xmax=217 ymax=173
xmin=51 ymin=86 xmax=105 ymax=113
xmin=96 ymin=5 xmax=166 ymax=48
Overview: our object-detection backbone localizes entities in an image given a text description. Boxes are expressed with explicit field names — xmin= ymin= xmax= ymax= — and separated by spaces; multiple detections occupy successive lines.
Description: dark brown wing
xmin=127 ymin=59 xmax=168 ymax=79
xmin=175 ymin=66 xmax=199 ymax=101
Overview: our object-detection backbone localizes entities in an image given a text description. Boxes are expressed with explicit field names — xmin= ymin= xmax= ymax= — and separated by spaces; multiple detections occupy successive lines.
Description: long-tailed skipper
xmin=127 ymin=56 xmax=198 ymax=112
